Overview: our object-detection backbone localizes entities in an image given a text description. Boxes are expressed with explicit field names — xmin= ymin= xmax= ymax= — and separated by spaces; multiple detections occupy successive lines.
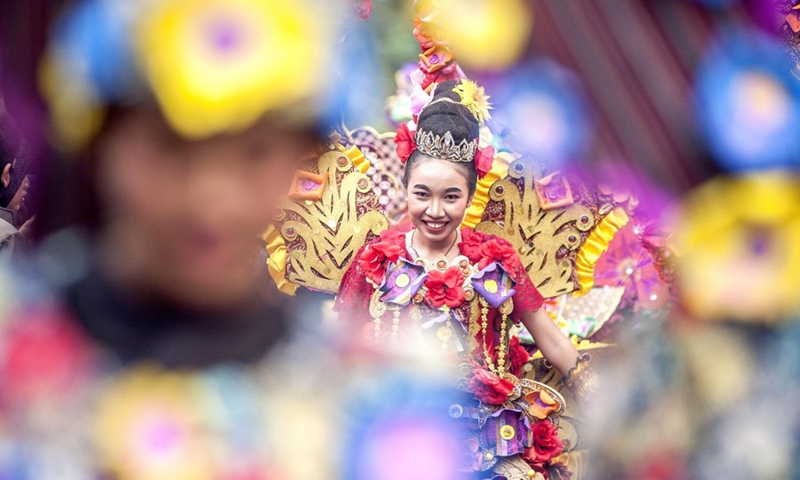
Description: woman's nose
xmin=426 ymin=199 xmax=443 ymax=217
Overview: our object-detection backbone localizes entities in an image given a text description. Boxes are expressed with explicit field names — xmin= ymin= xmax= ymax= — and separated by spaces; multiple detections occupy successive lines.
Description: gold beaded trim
xmin=479 ymin=297 xmax=510 ymax=376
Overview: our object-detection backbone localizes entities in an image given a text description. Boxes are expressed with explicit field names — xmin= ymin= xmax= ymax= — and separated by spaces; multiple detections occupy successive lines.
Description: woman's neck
xmin=410 ymin=228 xmax=460 ymax=261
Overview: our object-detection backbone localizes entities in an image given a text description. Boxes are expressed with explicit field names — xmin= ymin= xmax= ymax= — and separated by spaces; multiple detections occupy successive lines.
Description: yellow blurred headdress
xmin=40 ymin=0 xmax=341 ymax=151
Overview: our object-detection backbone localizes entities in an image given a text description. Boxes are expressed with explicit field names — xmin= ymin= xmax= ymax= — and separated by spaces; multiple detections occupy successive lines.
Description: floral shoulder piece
xmin=458 ymin=228 xmax=523 ymax=276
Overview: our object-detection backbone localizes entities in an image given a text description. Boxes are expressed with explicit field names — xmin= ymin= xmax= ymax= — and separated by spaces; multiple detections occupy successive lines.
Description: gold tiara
xmin=415 ymin=129 xmax=478 ymax=163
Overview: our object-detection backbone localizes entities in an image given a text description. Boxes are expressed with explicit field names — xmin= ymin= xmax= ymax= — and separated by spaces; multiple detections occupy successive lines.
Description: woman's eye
xmin=414 ymin=191 xmax=428 ymax=198
xmin=445 ymin=195 xmax=459 ymax=201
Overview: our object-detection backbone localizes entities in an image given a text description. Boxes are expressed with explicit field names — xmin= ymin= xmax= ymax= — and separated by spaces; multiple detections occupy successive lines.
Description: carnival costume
xmin=262 ymin=3 xmax=646 ymax=479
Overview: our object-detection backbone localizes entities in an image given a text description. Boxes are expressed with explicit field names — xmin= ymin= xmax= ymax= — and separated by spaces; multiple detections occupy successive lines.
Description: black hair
xmin=0 ymin=120 xmax=24 ymax=209
xmin=401 ymin=79 xmax=479 ymax=198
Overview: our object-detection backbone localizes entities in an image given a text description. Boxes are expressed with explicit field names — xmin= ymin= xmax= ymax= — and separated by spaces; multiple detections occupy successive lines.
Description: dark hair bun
xmin=416 ymin=79 xmax=479 ymax=144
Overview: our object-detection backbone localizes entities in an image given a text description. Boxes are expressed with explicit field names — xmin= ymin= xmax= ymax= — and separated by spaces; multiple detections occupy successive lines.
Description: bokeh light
xmin=696 ymin=31 xmax=800 ymax=172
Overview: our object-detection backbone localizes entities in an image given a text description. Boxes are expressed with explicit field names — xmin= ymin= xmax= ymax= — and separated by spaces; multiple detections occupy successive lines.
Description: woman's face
xmin=405 ymin=157 xmax=472 ymax=246
xmin=97 ymin=107 xmax=314 ymax=309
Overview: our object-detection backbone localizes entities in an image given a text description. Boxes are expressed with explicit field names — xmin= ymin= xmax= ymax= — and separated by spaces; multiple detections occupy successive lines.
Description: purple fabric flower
xmin=378 ymin=258 xmax=428 ymax=306
xmin=480 ymin=409 xmax=533 ymax=458
xmin=472 ymin=262 xmax=517 ymax=309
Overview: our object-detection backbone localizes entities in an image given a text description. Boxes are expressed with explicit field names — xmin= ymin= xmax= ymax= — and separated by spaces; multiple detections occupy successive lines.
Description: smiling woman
xmin=334 ymin=78 xmax=585 ymax=479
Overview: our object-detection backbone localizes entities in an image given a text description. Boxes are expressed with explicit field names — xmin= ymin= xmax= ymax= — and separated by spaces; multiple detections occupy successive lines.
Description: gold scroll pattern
xmin=475 ymin=159 xmax=634 ymax=299
xmin=271 ymin=149 xmax=389 ymax=293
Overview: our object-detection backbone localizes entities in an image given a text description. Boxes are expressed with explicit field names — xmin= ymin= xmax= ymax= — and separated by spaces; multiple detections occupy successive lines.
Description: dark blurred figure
xmin=0 ymin=120 xmax=31 ymax=261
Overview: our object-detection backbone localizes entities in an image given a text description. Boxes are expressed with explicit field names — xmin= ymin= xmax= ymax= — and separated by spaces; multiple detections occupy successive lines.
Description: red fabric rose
xmin=3 ymin=309 xmax=93 ymax=402
xmin=507 ymin=335 xmax=531 ymax=378
xmin=420 ymin=65 xmax=461 ymax=91
xmin=424 ymin=266 xmax=466 ymax=309
xmin=468 ymin=367 xmax=514 ymax=405
xmin=474 ymin=146 xmax=495 ymax=179
xmin=394 ymin=123 xmax=416 ymax=164
xmin=458 ymin=228 xmax=485 ymax=263
xmin=478 ymin=237 xmax=523 ymax=273
xmin=523 ymin=420 xmax=563 ymax=464
xmin=358 ymin=231 xmax=407 ymax=285
xmin=480 ymin=335 xmax=529 ymax=378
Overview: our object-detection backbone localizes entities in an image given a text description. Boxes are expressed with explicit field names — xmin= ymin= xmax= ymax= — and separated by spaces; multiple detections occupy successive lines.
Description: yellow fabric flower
xmin=135 ymin=0 xmax=327 ymax=139
xmin=39 ymin=53 xmax=108 ymax=152
xmin=673 ymin=172 xmax=800 ymax=323
xmin=94 ymin=365 xmax=217 ymax=480
xmin=452 ymin=78 xmax=492 ymax=125
xmin=416 ymin=0 xmax=532 ymax=71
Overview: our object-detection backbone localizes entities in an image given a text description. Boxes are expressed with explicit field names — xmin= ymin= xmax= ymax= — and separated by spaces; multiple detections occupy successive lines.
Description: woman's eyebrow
xmin=445 ymin=187 xmax=463 ymax=193
xmin=412 ymin=184 xmax=431 ymax=191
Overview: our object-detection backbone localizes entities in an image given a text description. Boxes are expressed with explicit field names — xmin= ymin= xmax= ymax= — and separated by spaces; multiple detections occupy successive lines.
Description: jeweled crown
xmin=414 ymin=129 xmax=478 ymax=163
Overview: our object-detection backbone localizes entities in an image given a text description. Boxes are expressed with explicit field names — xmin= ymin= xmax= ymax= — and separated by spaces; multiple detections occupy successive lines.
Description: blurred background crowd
xmin=0 ymin=0 xmax=799 ymax=479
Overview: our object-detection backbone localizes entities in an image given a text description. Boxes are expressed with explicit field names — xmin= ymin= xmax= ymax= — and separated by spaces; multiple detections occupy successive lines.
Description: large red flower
xmin=394 ymin=123 xmax=416 ymax=164
xmin=478 ymin=237 xmax=523 ymax=273
xmin=523 ymin=420 xmax=563 ymax=464
xmin=2 ymin=309 xmax=93 ymax=402
xmin=424 ymin=266 xmax=466 ymax=309
xmin=358 ymin=231 xmax=407 ymax=285
xmin=420 ymin=65 xmax=461 ymax=91
xmin=481 ymin=334 xmax=529 ymax=378
xmin=507 ymin=336 xmax=531 ymax=378
xmin=468 ymin=367 xmax=514 ymax=405
xmin=458 ymin=228 xmax=485 ymax=263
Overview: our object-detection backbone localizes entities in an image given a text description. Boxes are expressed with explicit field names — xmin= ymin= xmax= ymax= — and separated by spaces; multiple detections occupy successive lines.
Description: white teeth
xmin=426 ymin=222 xmax=445 ymax=229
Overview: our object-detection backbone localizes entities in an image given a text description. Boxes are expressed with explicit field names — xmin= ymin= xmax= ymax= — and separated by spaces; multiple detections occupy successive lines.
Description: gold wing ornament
xmin=475 ymin=159 xmax=636 ymax=299
xmin=263 ymin=142 xmax=390 ymax=294
xmin=264 ymin=135 xmax=634 ymax=300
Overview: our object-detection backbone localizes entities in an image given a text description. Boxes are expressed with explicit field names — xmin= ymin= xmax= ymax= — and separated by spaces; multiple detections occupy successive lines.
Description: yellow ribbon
xmin=342 ymin=144 xmax=370 ymax=174
xmin=574 ymin=207 xmax=630 ymax=294
xmin=262 ymin=224 xmax=298 ymax=296
xmin=461 ymin=152 xmax=511 ymax=229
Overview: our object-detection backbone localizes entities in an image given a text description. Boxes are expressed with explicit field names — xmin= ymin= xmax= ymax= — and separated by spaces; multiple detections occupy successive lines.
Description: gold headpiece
xmin=415 ymin=128 xmax=478 ymax=163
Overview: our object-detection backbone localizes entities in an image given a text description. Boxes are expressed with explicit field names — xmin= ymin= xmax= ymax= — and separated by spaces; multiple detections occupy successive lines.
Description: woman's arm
xmin=520 ymin=308 xmax=580 ymax=376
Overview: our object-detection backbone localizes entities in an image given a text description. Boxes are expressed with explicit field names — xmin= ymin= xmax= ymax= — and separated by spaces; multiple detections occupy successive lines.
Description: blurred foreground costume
xmin=0 ymin=0 xmax=356 ymax=478
xmin=585 ymin=4 xmax=800 ymax=479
